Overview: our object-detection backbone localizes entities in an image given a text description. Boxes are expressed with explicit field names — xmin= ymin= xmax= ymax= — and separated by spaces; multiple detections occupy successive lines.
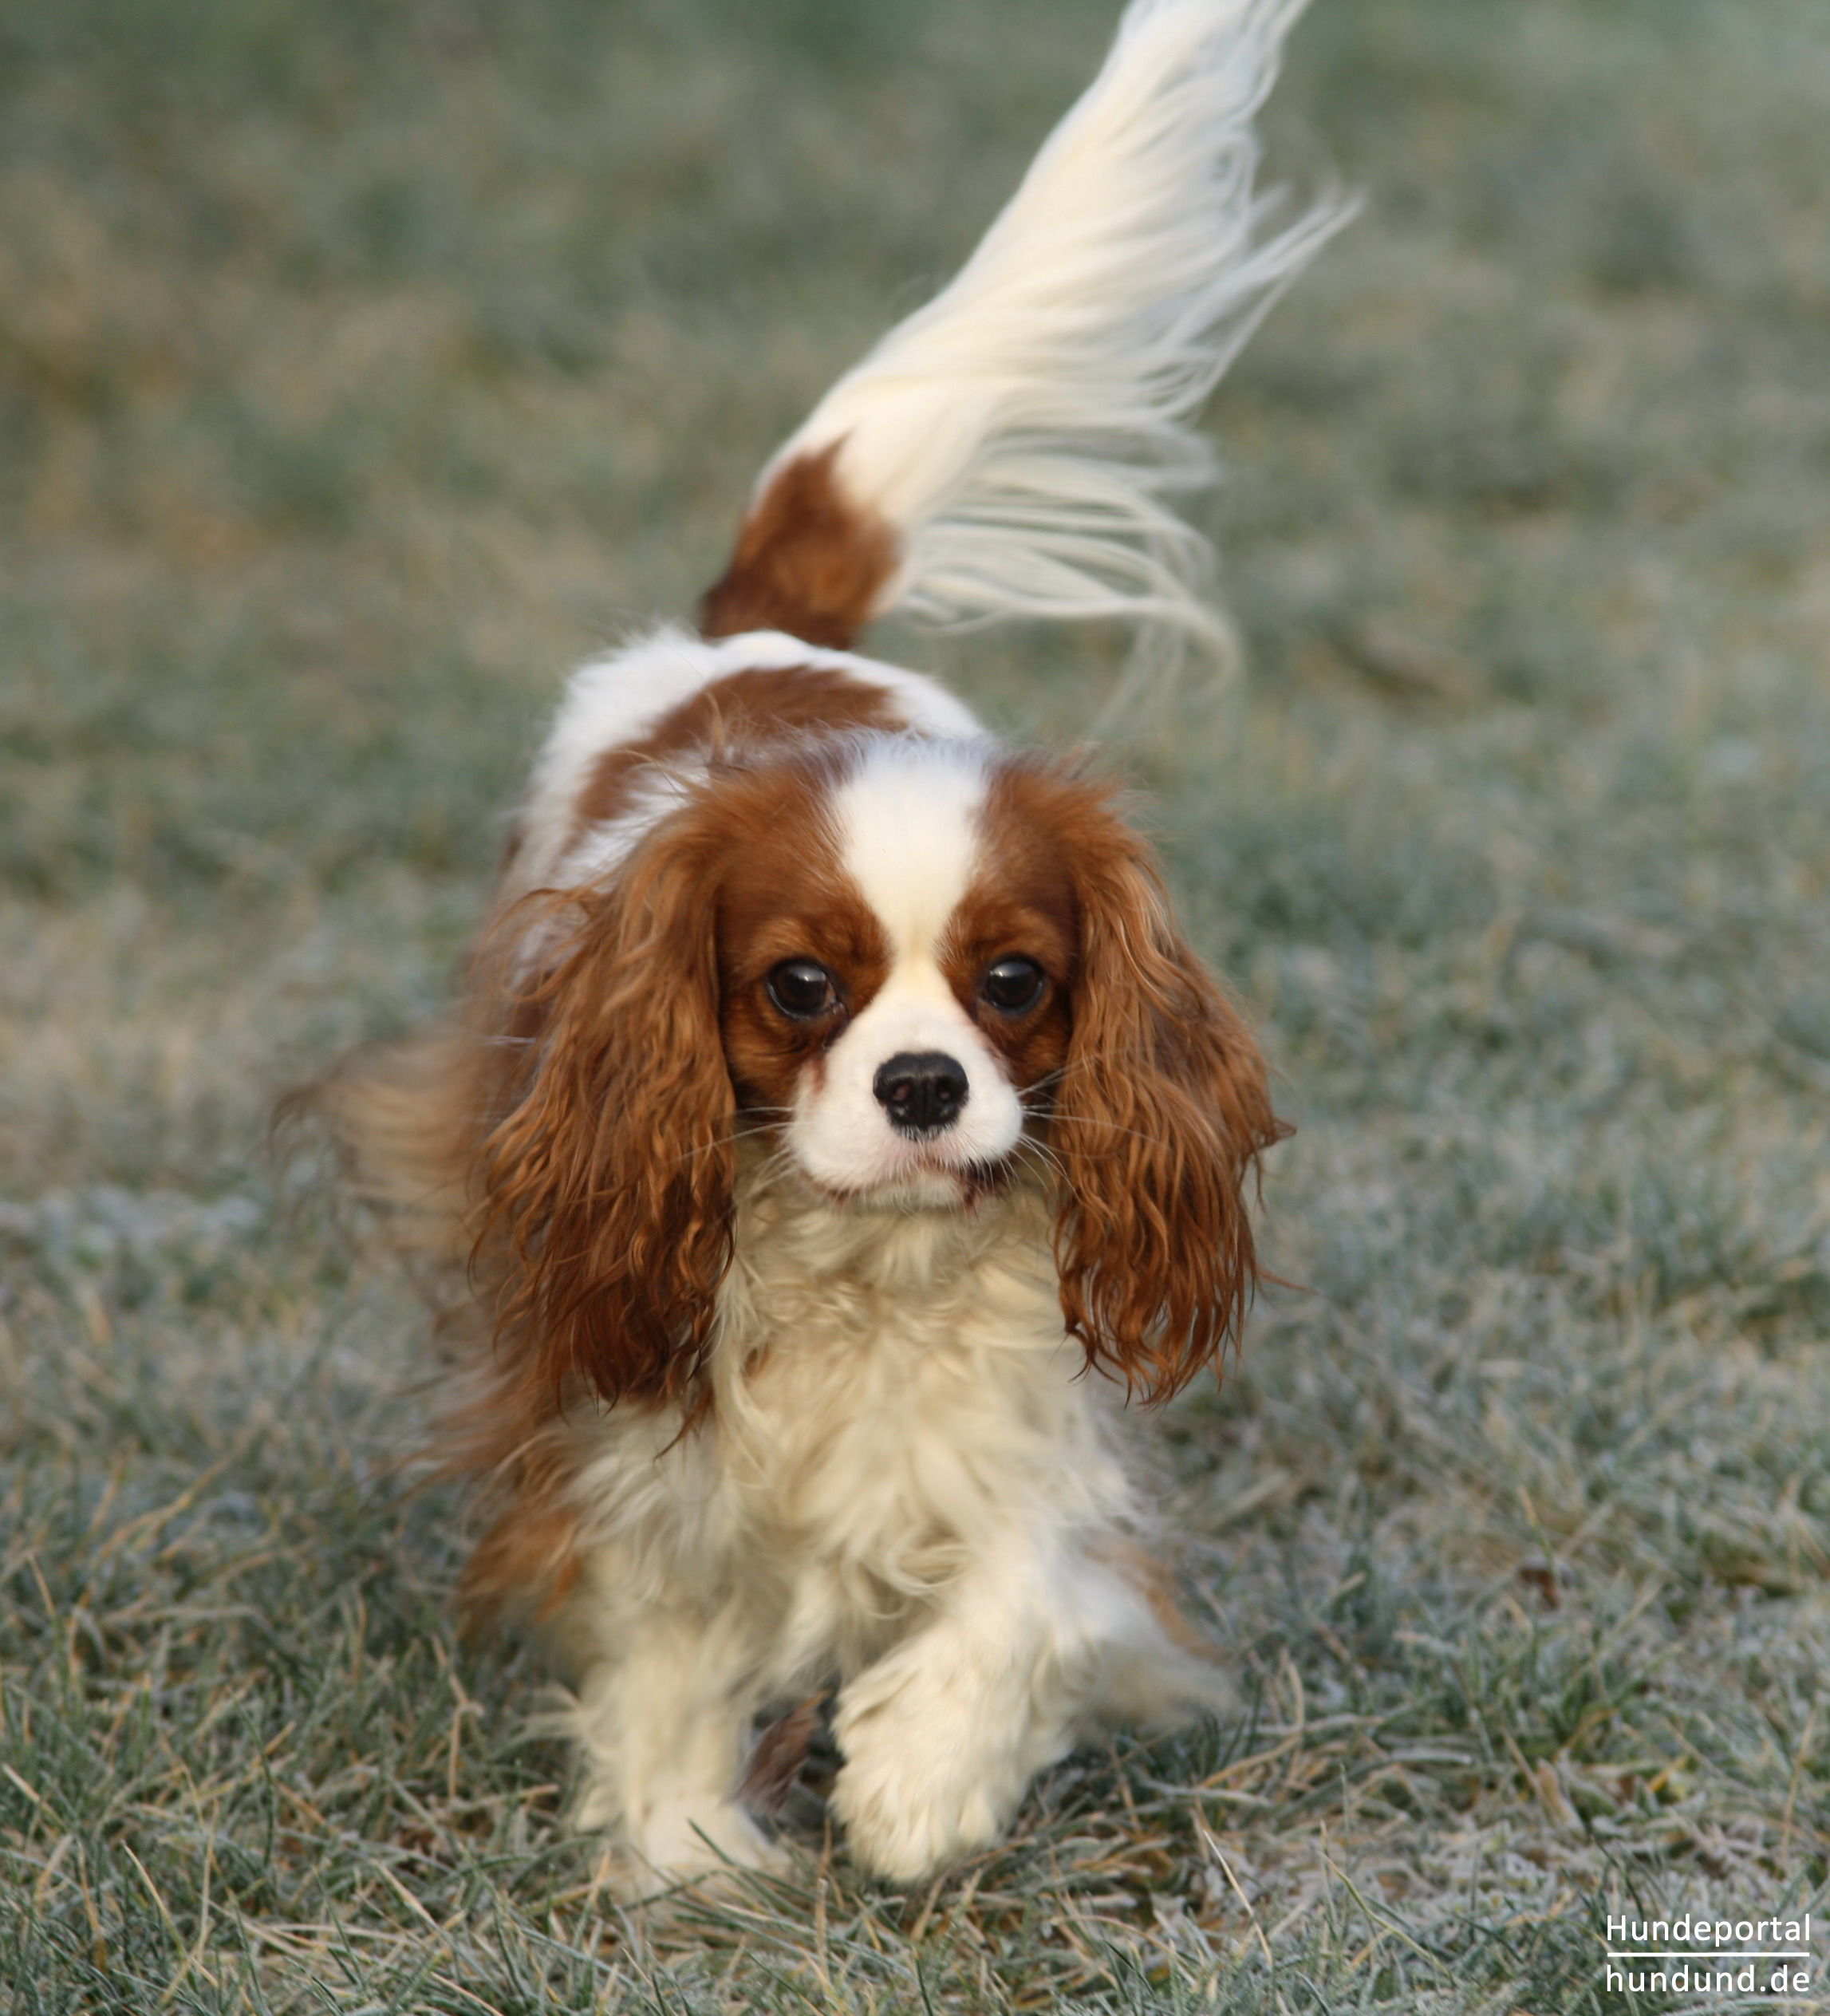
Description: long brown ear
xmin=1052 ymin=827 xmax=1286 ymax=1403
xmin=471 ymin=821 xmax=735 ymax=1413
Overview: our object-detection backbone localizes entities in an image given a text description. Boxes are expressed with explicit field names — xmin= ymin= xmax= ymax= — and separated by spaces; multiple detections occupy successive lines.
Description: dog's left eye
xmin=980 ymin=956 xmax=1047 ymax=1015
xmin=767 ymin=959 xmax=839 ymax=1020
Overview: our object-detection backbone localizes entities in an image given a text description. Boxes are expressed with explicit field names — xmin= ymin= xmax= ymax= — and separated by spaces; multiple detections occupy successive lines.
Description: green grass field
xmin=4 ymin=0 xmax=1828 ymax=2007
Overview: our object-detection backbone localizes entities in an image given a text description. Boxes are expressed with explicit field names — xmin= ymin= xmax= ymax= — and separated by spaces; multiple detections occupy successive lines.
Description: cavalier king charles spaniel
xmin=334 ymin=0 xmax=1345 ymax=1891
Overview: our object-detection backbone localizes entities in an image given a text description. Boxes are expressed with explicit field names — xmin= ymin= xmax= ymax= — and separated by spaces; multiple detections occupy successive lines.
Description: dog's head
xmin=476 ymin=735 xmax=1283 ymax=1412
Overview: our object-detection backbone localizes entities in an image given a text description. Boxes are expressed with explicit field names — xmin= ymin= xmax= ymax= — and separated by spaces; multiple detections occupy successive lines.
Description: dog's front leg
xmin=829 ymin=1538 xmax=1084 ymax=1881
xmin=566 ymin=1603 xmax=777 ymax=1892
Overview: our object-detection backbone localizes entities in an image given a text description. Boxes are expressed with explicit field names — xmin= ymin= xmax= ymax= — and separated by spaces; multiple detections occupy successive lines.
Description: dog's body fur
xmin=334 ymin=0 xmax=1343 ymax=1890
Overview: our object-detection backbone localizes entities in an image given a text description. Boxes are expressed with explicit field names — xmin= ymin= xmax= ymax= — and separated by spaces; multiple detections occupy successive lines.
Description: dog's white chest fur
xmin=573 ymin=1186 xmax=1136 ymax=1681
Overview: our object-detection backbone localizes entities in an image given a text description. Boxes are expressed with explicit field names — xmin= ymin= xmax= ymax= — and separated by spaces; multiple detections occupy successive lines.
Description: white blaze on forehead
xmin=832 ymin=739 xmax=992 ymax=964
xmin=792 ymin=738 xmax=1020 ymax=1199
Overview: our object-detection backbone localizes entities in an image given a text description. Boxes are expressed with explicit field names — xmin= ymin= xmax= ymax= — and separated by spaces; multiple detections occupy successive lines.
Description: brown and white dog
xmin=337 ymin=0 xmax=1343 ymax=1890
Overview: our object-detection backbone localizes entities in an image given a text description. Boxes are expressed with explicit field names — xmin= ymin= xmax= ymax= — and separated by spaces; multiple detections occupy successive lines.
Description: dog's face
xmin=717 ymin=741 xmax=1071 ymax=1205
xmin=479 ymin=734 xmax=1283 ymax=1411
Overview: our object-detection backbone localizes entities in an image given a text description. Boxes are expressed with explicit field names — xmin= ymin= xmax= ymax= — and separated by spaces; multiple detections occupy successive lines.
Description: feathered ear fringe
xmin=760 ymin=0 xmax=1354 ymax=660
xmin=1049 ymin=808 xmax=1288 ymax=1401
xmin=471 ymin=828 xmax=737 ymax=1415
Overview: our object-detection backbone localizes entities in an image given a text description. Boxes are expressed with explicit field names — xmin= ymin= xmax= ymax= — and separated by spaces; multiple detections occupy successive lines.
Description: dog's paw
xmin=830 ymin=1744 xmax=1004 ymax=1883
xmin=830 ymin=1660 xmax=1026 ymax=1881
xmin=617 ymin=1794 xmax=782 ymax=1897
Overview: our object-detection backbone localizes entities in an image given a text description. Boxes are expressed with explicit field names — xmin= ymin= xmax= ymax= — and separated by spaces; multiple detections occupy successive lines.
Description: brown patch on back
xmin=570 ymin=665 xmax=905 ymax=843
xmin=700 ymin=444 xmax=899 ymax=650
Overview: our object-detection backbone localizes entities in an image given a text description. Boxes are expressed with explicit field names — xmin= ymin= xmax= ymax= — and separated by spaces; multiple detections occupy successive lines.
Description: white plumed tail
xmin=703 ymin=0 xmax=1351 ymax=664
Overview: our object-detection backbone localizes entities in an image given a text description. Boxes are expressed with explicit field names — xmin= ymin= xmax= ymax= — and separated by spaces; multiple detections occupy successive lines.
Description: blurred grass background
xmin=2 ymin=0 xmax=1828 ymax=2008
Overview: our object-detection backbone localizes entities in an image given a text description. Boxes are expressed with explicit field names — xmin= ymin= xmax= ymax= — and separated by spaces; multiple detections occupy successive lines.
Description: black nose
xmin=873 ymin=1051 xmax=969 ymax=1134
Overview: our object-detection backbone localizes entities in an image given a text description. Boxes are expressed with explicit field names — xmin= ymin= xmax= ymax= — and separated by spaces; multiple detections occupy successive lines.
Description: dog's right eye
xmin=766 ymin=960 xmax=838 ymax=1020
